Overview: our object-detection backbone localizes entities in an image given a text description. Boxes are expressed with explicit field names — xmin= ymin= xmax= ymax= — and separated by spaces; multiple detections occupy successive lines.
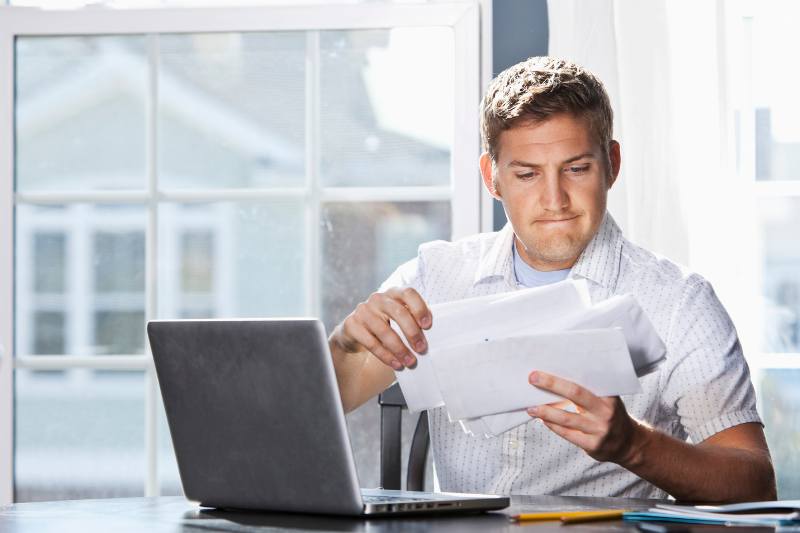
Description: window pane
xmin=32 ymin=311 xmax=65 ymax=355
xmin=181 ymin=231 xmax=214 ymax=293
xmin=158 ymin=32 xmax=306 ymax=189
xmin=94 ymin=231 xmax=145 ymax=293
xmin=758 ymin=369 xmax=800 ymax=498
xmin=320 ymin=28 xmax=453 ymax=187
xmin=760 ymin=197 xmax=800 ymax=353
xmin=16 ymin=204 xmax=146 ymax=356
xmin=320 ymin=201 xmax=450 ymax=330
xmin=752 ymin=2 xmax=800 ymax=180
xmin=33 ymin=233 xmax=66 ymax=293
xmin=94 ymin=311 xmax=145 ymax=355
xmin=14 ymin=370 xmax=145 ymax=502
xmin=157 ymin=202 xmax=305 ymax=319
xmin=15 ymin=36 xmax=147 ymax=191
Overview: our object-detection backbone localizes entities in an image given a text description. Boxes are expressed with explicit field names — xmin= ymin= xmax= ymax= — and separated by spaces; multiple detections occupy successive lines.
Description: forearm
xmin=623 ymin=423 xmax=776 ymax=503
xmin=329 ymin=332 xmax=371 ymax=413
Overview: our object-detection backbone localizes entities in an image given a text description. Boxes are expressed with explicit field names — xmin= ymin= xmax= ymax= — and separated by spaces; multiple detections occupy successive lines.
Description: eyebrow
xmin=507 ymin=152 xmax=597 ymax=168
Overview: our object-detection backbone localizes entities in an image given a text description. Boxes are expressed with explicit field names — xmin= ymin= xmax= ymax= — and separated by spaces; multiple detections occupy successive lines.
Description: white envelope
xmin=559 ymin=294 xmax=666 ymax=377
xmin=432 ymin=328 xmax=641 ymax=421
xmin=467 ymin=295 xmax=666 ymax=436
xmin=390 ymin=279 xmax=592 ymax=412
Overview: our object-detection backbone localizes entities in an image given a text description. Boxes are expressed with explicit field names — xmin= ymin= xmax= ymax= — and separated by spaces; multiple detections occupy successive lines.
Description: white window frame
xmin=0 ymin=2 xmax=483 ymax=504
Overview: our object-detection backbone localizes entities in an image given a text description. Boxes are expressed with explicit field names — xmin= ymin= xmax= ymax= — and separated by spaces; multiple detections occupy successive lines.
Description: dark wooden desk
xmin=0 ymin=494 xmax=748 ymax=532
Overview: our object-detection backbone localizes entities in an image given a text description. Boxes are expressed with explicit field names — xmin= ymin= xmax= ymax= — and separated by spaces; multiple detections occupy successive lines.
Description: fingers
xmin=529 ymin=370 xmax=599 ymax=411
xmin=335 ymin=286 xmax=432 ymax=371
xmin=527 ymin=404 xmax=594 ymax=433
xmin=539 ymin=420 xmax=595 ymax=450
xmin=342 ymin=320 xmax=405 ymax=371
xmin=388 ymin=287 xmax=432 ymax=331
xmin=360 ymin=305 xmax=416 ymax=367
xmin=376 ymin=292 xmax=428 ymax=354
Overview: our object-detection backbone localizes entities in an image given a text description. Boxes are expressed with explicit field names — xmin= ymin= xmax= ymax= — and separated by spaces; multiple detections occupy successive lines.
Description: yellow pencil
xmin=511 ymin=509 xmax=626 ymax=522
xmin=560 ymin=510 xmax=627 ymax=524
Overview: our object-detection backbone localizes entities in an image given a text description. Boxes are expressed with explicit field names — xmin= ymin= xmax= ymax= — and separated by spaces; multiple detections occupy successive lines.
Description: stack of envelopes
xmin=390 ymin=279 xmax=666 ymax=437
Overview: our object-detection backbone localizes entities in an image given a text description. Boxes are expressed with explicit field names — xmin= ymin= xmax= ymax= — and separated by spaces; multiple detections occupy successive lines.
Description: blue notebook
xmin=624 ymin=500 xmax=800 ymax=526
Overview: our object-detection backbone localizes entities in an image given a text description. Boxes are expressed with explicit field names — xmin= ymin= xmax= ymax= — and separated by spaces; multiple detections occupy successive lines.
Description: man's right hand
xmin=330 ymin=287 xmax=432 ymax=371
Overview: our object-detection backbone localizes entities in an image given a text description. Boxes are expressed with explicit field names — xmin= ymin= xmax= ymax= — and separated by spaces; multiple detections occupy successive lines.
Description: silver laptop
xmin=147 ymin=318 xmax=509 ymax=516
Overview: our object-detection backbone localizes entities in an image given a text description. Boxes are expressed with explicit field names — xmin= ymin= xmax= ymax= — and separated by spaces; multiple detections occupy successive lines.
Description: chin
xmin=531 ymin=236 xmax=586 ymax=265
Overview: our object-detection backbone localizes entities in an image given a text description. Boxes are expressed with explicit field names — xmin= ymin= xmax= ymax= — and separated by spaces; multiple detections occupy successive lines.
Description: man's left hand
xmin=527 ymin=370 xmax=645 ymax=466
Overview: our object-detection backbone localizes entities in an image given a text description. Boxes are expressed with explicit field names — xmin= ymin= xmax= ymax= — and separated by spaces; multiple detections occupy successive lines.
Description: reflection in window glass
xmin=33 ymin=233 xmax=65 ymax=293
xmin=752 ymin=2 xmax=800 ymax=180
xmin=94 ymin=231 xmax=145 ymax=293
xmin=33 ymin=311 xmax=65 ymax=355
xmin=320 ymin=28 xmax=453 ymax=187
xmin=760 ymin=197 xmax=800 ymax=353
xmin=320 ymin=201 xmax=450 ymax=330
xmin=16 ymin=204 xmax=146 ymax=357
xmin=15 ymin=36 xmax=147 ymax=191
xmin=158 ymin=32 xmax=305 ymax=189
xmin=758 ymin=369 xmax=800 ymax=498
xmin=181 ymin=231 xmax=214 ymax=293
xmin=157 ymin=202 xmax=305 ymax=320
xmin=14 ymin=369 xmax=145 ymax=502
xmin=94 ymin=311 xmax=145 ymax=355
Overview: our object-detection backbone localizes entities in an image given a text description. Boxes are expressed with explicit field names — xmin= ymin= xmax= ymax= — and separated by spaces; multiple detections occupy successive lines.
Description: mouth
xmin=535 ymin=215 xmax=579 ymax=224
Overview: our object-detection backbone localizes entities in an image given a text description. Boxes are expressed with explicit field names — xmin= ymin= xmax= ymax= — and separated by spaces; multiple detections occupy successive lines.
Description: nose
xmin=540 ymin=173 xmax=568 ymax=212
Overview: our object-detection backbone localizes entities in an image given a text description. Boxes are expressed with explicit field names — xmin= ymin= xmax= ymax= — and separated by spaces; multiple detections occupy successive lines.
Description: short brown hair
xmin=480 ymin=56 xmax=613 ymax=162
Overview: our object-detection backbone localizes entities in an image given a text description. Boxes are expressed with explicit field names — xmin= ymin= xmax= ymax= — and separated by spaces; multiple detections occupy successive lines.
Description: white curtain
xmin=547 ymin=0 xmax=757 ymax=347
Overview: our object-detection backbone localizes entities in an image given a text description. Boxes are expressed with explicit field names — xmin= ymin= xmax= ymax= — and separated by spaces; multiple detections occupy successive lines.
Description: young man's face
xmin=480 ymin=113 xmax=620 ymax=271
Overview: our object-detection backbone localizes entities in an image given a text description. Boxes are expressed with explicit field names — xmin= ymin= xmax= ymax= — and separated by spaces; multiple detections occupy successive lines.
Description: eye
xmin=515 ymin=171 xmax=537 ymax=181
xmin=565 ymin=164 xmax=590 ymax=174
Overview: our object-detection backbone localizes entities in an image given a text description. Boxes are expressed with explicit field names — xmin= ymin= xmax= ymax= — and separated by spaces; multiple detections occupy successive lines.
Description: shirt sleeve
xmin=377 ymin=255 xmax=425 ymax=296
xmin=660 ymin=276 xmax=762 ymax=443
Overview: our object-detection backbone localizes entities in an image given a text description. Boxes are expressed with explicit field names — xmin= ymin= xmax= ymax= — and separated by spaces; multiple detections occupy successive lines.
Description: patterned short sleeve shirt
xmin=379 ymin=212 xmax=762 ymax=498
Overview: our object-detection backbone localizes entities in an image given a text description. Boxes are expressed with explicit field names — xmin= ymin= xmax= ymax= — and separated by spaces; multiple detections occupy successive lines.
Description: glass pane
xmin=157 ymin=202 xmax=305 ymax=319
xmin=15 ymin=36 xmax=147 ymax=191
xmin=181 ymin=231 xmax=214 ymax=292
xmin=32 ymin=311 xmax=65 ymax=355
xmin=14 ymin=369 xmax=145 ymax=502
xmin=34 ymin=233 xmax=66 ymax=293
xmin=320 ymin=201 xmax=450 ymax=330
xmin=758 ymin=369 xmax=800 ymax=498
xmin=760 ymin=197 xmax=800 ymax=353
xmin=752 ymin=2 xmax=800 ymax=180
xmin=320 ymin=28 xmax=453 ymax=187
xmin=94 ymin=311 xmax=146 ymax=355
xmin=16 ymin=204 xmax=146 ymax=356
xmin=94 ymin=231 xmax=145 ymax=293
xmin=158 ymin=33 xmax=306 ymax=189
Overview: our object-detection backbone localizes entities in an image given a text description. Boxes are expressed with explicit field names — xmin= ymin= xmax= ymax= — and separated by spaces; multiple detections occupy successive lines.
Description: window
xmin=729 ymin=0 xmax=800 ymax=498
xmin=0 ymin=4 xmax=481 ymax=503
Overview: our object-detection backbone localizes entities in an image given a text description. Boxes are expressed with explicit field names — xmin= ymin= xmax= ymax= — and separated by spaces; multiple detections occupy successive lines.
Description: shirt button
xmin=509 ymin=439 xmax=518 ymax=449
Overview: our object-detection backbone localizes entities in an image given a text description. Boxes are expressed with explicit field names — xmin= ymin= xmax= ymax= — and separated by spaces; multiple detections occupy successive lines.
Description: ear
xmin=480 ymin=152 xmax=502 ymax=199
xmin=607 ymin=140 xmax=621 ymax=188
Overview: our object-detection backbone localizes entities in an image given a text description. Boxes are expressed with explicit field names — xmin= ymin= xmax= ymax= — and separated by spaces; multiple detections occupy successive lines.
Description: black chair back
xmin=377 ymin=383 xmax=429 ymax=491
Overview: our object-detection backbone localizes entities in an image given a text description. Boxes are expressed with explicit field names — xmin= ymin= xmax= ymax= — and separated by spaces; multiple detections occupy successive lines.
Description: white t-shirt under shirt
xmin=379 ymin=212 xmax=761 ymax=498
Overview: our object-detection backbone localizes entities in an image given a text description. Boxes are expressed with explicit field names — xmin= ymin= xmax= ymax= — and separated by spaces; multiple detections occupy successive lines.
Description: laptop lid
xmin=148 ymin=318 xmax=364 ymax=515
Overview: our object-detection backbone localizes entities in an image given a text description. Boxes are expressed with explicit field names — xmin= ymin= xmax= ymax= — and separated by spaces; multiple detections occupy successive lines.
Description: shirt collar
xmin=569 ymin=212 xmax=624 ymax=291
xmin=473 ymin=212 xmax=623 ymax=291
xmin=473 ymin=222 xmax=516 ymax=286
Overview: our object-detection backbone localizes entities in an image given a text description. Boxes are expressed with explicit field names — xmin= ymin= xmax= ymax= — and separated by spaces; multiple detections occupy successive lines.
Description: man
xmin=329 ymin=57 xmax=776 ymax=502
